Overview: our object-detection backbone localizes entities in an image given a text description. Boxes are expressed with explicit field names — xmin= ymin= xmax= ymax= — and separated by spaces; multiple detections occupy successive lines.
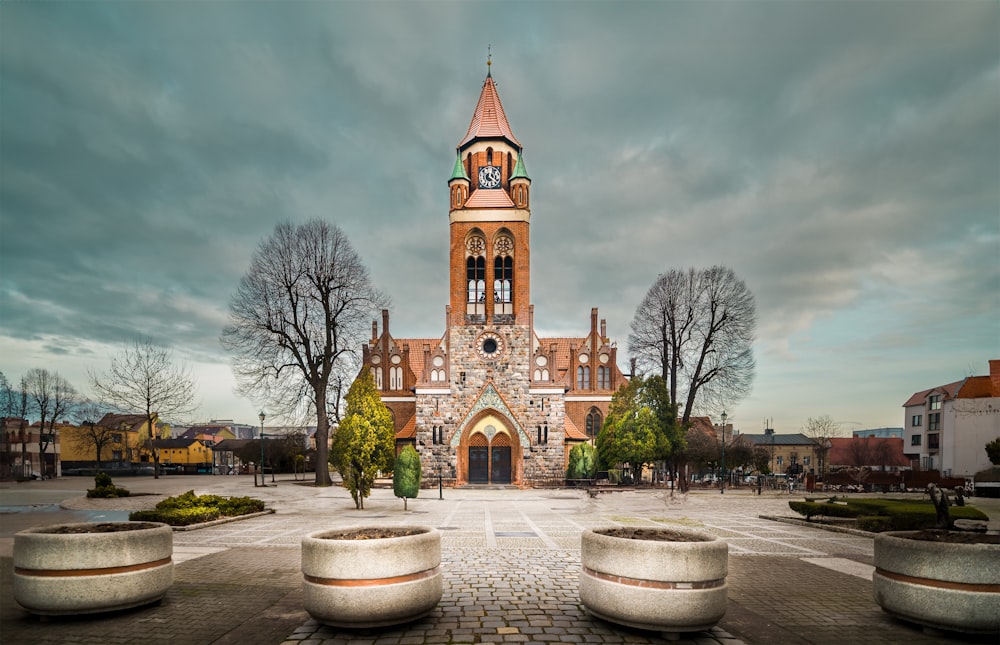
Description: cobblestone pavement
xmin=2 ymin=476 xmax=998 ymax=645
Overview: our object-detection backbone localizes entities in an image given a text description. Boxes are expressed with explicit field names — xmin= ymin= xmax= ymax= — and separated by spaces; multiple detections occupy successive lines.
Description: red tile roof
xmin=397 ymin=414 xmax=416 ymax=440
xmin=458 ymin=73 xmax=521 ymax=149
xmin=957 ymin=375 xmax=1000 ymax=398
xmin=564 ymin=415 xmax=588 ymax=441
xmin=465 ymin=188 xmax=514 ymax=208
xmin=901 ymin=380 xmax=963 ymax=407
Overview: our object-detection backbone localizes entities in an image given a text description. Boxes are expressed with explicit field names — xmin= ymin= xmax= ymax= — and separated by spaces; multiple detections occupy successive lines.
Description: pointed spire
xmin=510 ymin=153 xmax=529 ymax=181
xmin=458 ymin=67 xmax=521 ymax=149
xmin=450 ymin=152 xmax=470 ymax=181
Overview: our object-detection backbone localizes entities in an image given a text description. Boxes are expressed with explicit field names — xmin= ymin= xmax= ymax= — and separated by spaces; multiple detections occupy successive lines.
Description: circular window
xmin=371 ymin=355 xmax=381 ymax=365
xmin=476 ymin=332 xmax=504 ymax=360
xmin=579 ymin=353 xmax=589 ymax=364
xmin=432 ymin=356 xmax=445 ymax=368
xmin=535 ymin=355 xmax=548 ymax=367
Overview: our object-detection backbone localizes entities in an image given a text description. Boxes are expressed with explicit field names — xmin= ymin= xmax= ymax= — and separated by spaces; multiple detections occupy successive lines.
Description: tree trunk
xmin=314 ymin=390 xmax=332 ymax=487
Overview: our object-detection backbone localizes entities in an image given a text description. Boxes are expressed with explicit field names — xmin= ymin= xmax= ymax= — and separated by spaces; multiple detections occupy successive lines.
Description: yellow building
xmin=149 ymin=438 xmax=214 ymax=472
xmin=60 ymin=413 xmax=166 ymax=472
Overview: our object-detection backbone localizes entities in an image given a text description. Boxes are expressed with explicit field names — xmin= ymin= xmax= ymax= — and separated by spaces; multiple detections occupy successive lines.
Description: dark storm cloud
xmin=1 ymin=1 xmax=996 ymax=428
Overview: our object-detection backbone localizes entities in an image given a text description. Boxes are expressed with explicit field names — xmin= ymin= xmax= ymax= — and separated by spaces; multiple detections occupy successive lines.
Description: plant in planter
xmin=873 ymin=483 xmax=1000 ymax=635
xmin=13 ymin=521 xmax=173 ymax=616
xmin=301 ymin=526 xmax=442 ymax=628
xmin=580 ymin=527 xmax=728 ymax=635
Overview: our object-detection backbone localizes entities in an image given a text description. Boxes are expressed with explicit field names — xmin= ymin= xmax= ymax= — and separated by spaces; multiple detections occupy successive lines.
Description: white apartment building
xmin=902 ymin=359 xmax=1000 ymax=477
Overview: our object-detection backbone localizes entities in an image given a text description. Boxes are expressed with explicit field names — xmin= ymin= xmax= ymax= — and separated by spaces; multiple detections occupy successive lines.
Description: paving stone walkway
xmin=2 ymin=475 xmax=997 ymax=645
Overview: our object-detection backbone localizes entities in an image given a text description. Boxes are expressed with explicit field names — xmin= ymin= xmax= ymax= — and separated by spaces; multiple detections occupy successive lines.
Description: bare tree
xmin=222 ymin=220 xmax=385 ymax=487
xmin=1 ymin=374 xmax=31 ymax=478
xmin=90 ymin=337 xmax=197 ymax=479
xmin=802 ymin=415 xmax=841 ymax=478
xmin=0 ymin=371 xmax=15 ymax=419
xmin=629 ymin=266 xmax=755 ymax=426
xmin=72 ymin=401 xmax=118 ymax=471
xmin=24 ymin=368 xmax=77 ymax=477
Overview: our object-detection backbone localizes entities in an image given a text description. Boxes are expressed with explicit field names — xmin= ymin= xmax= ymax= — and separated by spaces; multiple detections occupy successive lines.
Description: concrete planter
xmin=873 ymin=530 xmax=1000 ymax=635
xmin=580 ymin=527 xmax=728 ymax=634
xmin=13 ymin=521 xmax=173 ymax=616
xmin=301 ymin=526 xmax=442 ymax=628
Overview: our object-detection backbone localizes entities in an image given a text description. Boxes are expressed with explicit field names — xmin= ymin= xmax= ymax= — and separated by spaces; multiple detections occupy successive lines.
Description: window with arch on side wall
xmin=371 ymin=367 xmax=383 ymax=389
xmin=597 ymin=366 xmax=610 ymax=389
xmin=576 ymin=365 xmax=590 ymax=390
xmin=586 ymin=408 xmax=602 ymax=439
xmin=389 ymin=366 xmax=403 ymax=390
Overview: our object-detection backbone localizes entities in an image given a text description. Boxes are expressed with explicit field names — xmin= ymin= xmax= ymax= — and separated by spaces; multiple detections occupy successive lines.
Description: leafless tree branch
xmin=222 ymin=220 xmax=386 ymax=487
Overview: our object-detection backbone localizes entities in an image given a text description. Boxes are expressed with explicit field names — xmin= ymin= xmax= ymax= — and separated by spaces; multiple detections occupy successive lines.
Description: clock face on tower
xmin=478 ymin=165 xmax=502 ymax=189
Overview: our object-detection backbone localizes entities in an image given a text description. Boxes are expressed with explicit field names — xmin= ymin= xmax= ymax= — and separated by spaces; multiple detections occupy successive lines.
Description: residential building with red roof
xmin=359 ymin=64 xmax=627 ymax=487
xmin=902 ymin=359 xmax=1000 ymax=477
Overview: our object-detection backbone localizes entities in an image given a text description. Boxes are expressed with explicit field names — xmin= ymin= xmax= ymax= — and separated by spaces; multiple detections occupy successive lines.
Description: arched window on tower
xmin=597 ymin=366 xmax=610 ymax=389
xmin=586 ymin=408 xmax=602 ymax=440
xmin=389 ymin=366 xmax=402 ymax=390
xmin=371 ymin=367 xmax=383 ymax=389
xmin=493 ymin=256 xmax=513 ymax=315
xmin=466 ymin=255 xmax=485 ymax=318
xmin=576 ymin=365 xmax=590 ymax=390
xmin=493 ymin=234 xmax=514 ymax=318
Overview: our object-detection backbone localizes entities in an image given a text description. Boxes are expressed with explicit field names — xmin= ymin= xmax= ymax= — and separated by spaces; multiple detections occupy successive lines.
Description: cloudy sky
xmin=2 ymin=1 xmax=997 ymax=435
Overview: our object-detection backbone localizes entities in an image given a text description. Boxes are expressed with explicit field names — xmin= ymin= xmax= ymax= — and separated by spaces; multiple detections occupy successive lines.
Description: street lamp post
xmin=720 ymin=411 xmax=727 ymax=495
xmin=258 ymin=411 xmax=266 ymax=488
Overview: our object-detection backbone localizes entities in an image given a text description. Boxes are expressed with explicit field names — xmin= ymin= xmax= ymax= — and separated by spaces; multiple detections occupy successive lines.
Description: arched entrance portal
xmin=458 ymin=412 xmax=521 ymax=486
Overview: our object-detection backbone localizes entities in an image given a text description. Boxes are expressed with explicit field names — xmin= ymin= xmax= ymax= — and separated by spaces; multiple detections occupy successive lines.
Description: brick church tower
xmin=361 ymin=62 xmax=626 ymax=487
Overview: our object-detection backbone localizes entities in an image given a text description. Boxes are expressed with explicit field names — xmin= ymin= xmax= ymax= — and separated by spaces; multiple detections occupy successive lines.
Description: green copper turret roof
xmin=450 ymin=153 xmax=470 ymax=181
xmin=510 ymin=153 xmax=529 ymax=180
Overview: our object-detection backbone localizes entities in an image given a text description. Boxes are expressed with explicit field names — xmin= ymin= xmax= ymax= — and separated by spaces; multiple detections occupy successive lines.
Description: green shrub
xmin=790 ymin=497 xmax=990 ymax=532
xmin=217 ymin=496 xmax=265 ymax=515
xmin=567 ymin=443 xmax=598 ymax=480
xmin=393 ymin=445 xmax=421 ymax=509
xmin=128 ymin=490 xmax=265 ymax=526
xmin=788 ymin=501 xmax=824 ymax=519
xmin=86 ymin=472 xmax=130 ymax=498
xmin=130 ymin=507 xmax=221 ymax=526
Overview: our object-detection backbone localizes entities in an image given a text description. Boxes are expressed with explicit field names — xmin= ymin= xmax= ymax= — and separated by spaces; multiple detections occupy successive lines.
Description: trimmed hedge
xmin=128 ymin=490 xmax=265 ymax=526
xmin=789 ymin=497 xmax=989 ymax=532
xmin=788 ymin=501 xmax=857 ymax=520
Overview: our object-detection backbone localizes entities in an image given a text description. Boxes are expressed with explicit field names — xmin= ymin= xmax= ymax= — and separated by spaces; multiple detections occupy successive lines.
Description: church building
xmin=362 ymin=64 xmax=628 ymax=487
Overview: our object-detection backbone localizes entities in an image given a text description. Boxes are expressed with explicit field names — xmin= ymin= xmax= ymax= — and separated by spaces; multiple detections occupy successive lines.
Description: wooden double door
xmin=467 ymin=433 xmax=511 ymax=484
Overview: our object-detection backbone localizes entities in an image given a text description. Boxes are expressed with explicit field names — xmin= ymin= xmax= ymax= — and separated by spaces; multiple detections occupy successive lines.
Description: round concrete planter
xmin=13 ymin=521 xmax=173 ymax=616
xmin=873 ymin=530 xmax=1000 ymax=635
xmin=580 ymin=527 xmax=728 ymax=634
xmin=301 ymin=526 xmax=442 ymax=628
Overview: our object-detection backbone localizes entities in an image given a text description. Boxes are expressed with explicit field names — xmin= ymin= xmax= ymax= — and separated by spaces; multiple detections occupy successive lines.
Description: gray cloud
xmin=1 ymin=1 xmax=996 ymax=429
